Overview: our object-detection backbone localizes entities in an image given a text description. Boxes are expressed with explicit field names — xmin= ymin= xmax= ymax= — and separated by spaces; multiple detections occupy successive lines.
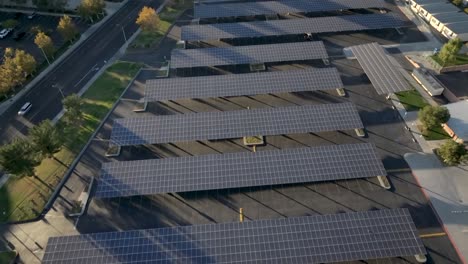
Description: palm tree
xmin=29 ymin=120 xmax=63 ymax=160
xmin=62 ymin=94 xmax=84 ymax=127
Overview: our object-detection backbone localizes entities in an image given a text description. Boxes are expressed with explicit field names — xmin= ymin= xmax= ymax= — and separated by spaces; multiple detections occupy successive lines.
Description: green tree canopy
xmin=418 ymin=105 xmax=450 ymax=131
xmin=62 ymin=94 xmax=85 ymax=126
xmin=136 ymin=6 xmax=160 ymax=32
xmin=29 ymin=120 xmax=63 ymax=159
xmin=0 ymin=138 xmax=38 ymax=178
xmin=438 ymin=140 xmax=467 ymax=165
xmin=34 ymin=31 xmax=55 ymax=59
xmin=437 ymin=38 xmax=463 ymax=66
xmin=57 ymin=15 xmax=79 ymax=42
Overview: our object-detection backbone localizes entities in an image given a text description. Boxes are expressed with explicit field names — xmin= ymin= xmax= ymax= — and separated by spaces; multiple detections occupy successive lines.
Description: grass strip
xmin=0 ymin=251 xmax=16 ymax=263
xmin=395 ymin=89 xmax=429 ymax=112
xmin=0 ymin=61 xmax=142 ymax=223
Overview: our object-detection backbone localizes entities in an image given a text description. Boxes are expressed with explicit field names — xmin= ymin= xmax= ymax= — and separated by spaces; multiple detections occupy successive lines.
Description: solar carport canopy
xmin=145 ymin=68 xmax=343 ymax=101
xmin=96 ymin=143 xmax=386 ymax=198
xmin=194 ymin=0 xmax=387 ymax=19
xmin=349 ymin=42 xmax=411 ymax=94
xmin=170 ymin=41 xmax=327 ymax=68
xmin=43 ymin=208 xmax=426 ymax=264
xmin=181 ymin=13 xmax=407 ymax=40
xmin=110 ymin=103 xmax=364 ymax=146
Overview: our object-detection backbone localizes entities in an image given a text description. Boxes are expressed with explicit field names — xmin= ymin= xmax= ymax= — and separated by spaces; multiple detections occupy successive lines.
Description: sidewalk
xmin=390 ymin=95 xmax=468 ymax=263
xmin=0 ymin=0 xmax=129 ymax=117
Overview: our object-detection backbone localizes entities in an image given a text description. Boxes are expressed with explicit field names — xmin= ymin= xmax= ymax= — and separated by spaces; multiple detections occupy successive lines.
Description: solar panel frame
xmin=194 ymin=0 xmax=387 ymax=18
xmin=110 ymin=103 xmax=364 ymax=146
xmin=170 ymin=41 xmax=328 ymax=68
xmin=181 ymin=13 xmax=408 ymax=40
xmin=96 ymin=143 xmax=386 ymax=198
xmin=43 ymin=208 xmax=427 ymax=264
xmin=349 ymin=42 xmax=411 ymax=94
xmin=145 ymin=68 xmax=343 ymax=102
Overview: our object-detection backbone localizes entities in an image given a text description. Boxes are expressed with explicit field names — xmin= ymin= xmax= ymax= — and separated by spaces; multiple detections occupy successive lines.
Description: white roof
xmin=445 ymin=100 xmax=468 ymax=141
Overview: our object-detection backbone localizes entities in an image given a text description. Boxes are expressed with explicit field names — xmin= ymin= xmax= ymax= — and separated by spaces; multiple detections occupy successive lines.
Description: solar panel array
xmin=170 ymin=41 xmax=328 ymax=68
xmin=43 ymin=208 xmax=426 ymax=263
xmin=181 ymin=13 xmax=408 ymax=40
xmin=96 ymin=143 xmax=386 ymax=198
xmin=194 ymin=0 xmax=387 ymax=18
xmin=349 ymin=42 xmax=411 ymax=94
xmin=110 ymin=103 xmax=363 ymax=146
xmin=145 ymin=68 xmax=343 ymax=102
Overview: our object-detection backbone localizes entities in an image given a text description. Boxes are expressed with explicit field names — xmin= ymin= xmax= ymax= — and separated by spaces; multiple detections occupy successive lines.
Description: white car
xmin=18 ymin=102 xmax=32 ymax=116
xmin=0 ymin=28 xmax=12 ymax=39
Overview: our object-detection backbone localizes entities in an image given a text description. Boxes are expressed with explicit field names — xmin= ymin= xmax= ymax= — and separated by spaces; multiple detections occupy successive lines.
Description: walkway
xmin=390 ymin=93 xmax=468 ymax=264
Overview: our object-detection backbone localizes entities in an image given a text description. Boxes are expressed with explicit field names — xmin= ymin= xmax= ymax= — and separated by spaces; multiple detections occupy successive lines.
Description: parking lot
xmin=0 ymin=11 xmax=89 ymax=64
xmin=45 ymin=2 xmax=463 ymax=263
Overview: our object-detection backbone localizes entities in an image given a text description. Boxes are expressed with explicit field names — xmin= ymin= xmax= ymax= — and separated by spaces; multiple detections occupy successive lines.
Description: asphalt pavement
xmin=0 ymin=0 xmax=163 ymax=145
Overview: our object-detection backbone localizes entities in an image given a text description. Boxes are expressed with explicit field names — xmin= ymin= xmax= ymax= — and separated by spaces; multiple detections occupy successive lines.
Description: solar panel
xmin=171 ymin=41 xmax=328 ymax=68
xmin=349 ymin=42 xmax=411 ymax=94
xmin=95 ymin=143 xmax=386 ymax=198
xmin=110 ymin=103 xmax=364 ymax=146
xmin=181 ymin=13 xmax=408 ymax=40
xmin=145 ymin=68 xmax=343 ymax=102
xmin=194 ymin=0 xmax=387 ymax=19
xmin=43 ymin=208 xmax=427 ymax=264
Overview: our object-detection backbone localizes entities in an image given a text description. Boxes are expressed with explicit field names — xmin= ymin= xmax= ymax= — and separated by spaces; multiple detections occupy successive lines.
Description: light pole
xmin=40 ymin=48 xmax=50 ymax=65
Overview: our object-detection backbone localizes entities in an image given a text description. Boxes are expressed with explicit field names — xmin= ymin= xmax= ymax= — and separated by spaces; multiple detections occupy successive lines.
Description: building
xmin=442 ymin=100 xmax=468 ymax=143
xmin=409 ymin=0 xmax=468 ymax=41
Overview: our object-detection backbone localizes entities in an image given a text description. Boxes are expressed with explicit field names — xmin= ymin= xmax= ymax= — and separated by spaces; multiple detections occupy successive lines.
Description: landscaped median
xmin=0 ymin=61 xmax=142 ymax=223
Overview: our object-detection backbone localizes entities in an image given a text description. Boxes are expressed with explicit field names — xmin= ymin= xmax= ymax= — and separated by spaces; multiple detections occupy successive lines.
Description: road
xmin=0 ymin=0 xmax=162 ymax=145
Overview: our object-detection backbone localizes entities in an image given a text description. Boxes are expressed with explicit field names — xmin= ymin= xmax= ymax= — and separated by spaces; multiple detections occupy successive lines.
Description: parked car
xmin=18 ymin=102 xmax=32 ymax=116
xmin=0 ymin=28 xmax=12 ymax=39
xmin=27 ymin=12 xmax=36 ymax=19
xmin=14 ymin=12 xmax=22 ymax=19
xmin=13 ymin=31 xmax=25 ymax=41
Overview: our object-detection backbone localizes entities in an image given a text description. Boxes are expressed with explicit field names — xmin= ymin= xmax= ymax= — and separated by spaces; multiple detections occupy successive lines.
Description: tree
xmin=57 ymin=15 xmax=79 ymax=42
xmin=78 ymin=0 xmax=105 ymax=22
xmin=437 ymin=38 xmax=463 ymax=66
xmin=136 ymin=6 xmax=160 ymax=32
xmin=418 ymin=105 xmax=450 ymax=131
xmin=0 ymin=48 xmax=36 ymax=95
xmin=1 ymin=19 xmax=18 ymax=29
xmin=8 ymin=48 xmax=36 ymax=77
xmin=452 ymin=0 xmax=463 ymax=6
xmin=0 ymin=138 xmax=38 ymax=178
xmin=29 ymin=120 xmax=63 ymax=159
xmin=438 ymin=140 xmax=467 ymax=165
xmin=62 ymin=94 xmax=85 ymax=126
xmin=34 ymin=31 xmax=55 ymax=63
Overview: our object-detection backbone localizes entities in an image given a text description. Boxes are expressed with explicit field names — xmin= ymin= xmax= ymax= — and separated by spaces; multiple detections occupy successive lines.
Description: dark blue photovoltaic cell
xmin=349 ymin=42 xmax=411 ymax=94
xmin=181 ymin=13 xmax=408 ymax=40
xmin=170 ymin=41 xmax=327 ymax=68
xmin=43 ymin=209 xmax=427 ymax=263
xmin=145 ymin=68 xmax=343 ymax=101
xmin=95 ymin=143 xmax=386 ymax=198
xmin=194 ymin=0 xmax=386 ymax=18
xmin=110 ymin=103 xmax=363 ymax=146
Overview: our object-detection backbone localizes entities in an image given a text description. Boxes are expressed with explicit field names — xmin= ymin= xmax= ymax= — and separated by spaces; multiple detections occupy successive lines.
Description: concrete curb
xmin=0 ymin=0 xmax=130 ymax=117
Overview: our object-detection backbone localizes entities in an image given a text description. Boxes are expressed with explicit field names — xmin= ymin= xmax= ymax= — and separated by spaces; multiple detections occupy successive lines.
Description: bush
xmin=437 ymin=140 xmax=467 ymax=165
